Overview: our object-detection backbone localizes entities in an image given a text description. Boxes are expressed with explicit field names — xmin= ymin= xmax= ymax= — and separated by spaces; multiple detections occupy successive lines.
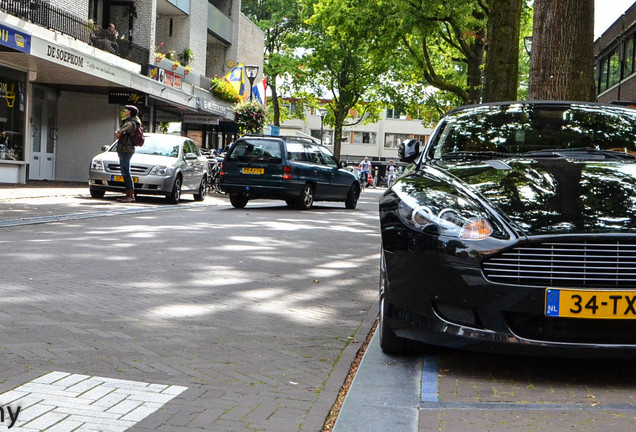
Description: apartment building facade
xmin=279 ymin=101 xmax=433 ymax=165
xmin=594 ymin=1 xmax=636 ymax=104
xmin=0 ymin=0 xmax=263 ymax=183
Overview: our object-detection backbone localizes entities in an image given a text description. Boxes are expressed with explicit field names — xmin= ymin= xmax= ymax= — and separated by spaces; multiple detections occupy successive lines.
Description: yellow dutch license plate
xmin=241 ymin=167 xmax=264 ymax=175
xmin=545 ymin=288 xmax=636 ymax=319
xmin=112 ymin=175 xmax=138 ymax=183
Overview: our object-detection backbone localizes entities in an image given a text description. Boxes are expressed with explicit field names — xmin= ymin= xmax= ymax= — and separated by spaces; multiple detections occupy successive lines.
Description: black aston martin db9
xmin=379 ymin=101 xmax=636 ymax=357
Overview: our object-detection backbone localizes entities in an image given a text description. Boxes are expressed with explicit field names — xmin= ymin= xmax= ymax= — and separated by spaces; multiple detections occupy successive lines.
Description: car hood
xmin=422 ymin=158 xmax=636 ymax=236
xmin=95 ymin=152 xmax=178 ymax=166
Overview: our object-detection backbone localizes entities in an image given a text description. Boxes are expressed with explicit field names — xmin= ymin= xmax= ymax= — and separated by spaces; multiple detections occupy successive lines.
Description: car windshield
xmin=226 ymin=139 xmax=282 ymax=162
xmin=110 ymin=135 xmax=181 ymax=158
xmin=429 ymin=103 xmax=636 ymax=159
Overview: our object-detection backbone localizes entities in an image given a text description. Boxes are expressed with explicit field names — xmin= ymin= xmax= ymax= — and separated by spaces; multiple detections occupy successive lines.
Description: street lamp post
xmin=245 ymin=65 xmax=259 ymax=101
xmin=317 ymin=108 xmax=327 ymax=146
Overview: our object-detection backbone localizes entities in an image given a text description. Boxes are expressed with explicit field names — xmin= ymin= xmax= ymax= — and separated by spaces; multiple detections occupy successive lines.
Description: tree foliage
xmin=298 ymin=0 xmax=394 ymax=159
xmin=242 ymin=0 xmax=303 ymax=126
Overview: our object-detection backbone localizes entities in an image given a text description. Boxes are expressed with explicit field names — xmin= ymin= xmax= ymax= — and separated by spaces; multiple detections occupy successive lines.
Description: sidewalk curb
xmin=302 ymin=298 xmax=380 ymax=432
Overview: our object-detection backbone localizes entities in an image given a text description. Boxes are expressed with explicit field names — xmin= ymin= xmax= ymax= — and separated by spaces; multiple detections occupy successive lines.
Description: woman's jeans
xmin=118 ymin=152 xmax=134 ymax=189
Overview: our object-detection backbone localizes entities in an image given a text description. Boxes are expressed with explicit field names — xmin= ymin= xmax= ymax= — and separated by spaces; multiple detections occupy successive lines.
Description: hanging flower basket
xmin=210 ymin=77 xmax=241 ymax=103
xmin=235 ymin=100 xmax=267 ymax=135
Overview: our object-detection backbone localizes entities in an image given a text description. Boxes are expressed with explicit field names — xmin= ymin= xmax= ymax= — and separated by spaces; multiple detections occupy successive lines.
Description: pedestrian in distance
xmin=114 ymin=105 xmax=142 ymax=203
xmin=358 ymin=156 xmax=372 ymax=188
xmin=386 ymin=160 xmax=397 ymax=187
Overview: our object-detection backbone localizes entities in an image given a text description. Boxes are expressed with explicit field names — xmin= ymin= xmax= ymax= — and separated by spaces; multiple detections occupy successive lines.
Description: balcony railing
xmin=0 ymin=0 xmax=149 ymax=65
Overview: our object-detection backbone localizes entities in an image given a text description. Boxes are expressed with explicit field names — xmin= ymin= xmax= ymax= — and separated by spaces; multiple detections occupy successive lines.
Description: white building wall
xmin=48 ymin=0 xmax=88 ymax=17
xmin=55 ymin=92 xmax=119 ymax=182
xmin=135 ymin=0 xmax=157 ymax=62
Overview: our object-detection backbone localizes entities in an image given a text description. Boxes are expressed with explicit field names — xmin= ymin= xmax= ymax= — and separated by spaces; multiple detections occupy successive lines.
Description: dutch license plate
xmin=545 ymin=288 xmax=636 ymax=319
xmin=241 ymin=167 xmax=264 ymax=175
xmin=112 ymin=175 xmax=138 ymax=183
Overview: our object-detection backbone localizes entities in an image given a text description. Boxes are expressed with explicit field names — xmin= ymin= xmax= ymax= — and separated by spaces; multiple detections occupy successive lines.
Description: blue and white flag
xmin=252 ymin=78 xmax=267 ymax=105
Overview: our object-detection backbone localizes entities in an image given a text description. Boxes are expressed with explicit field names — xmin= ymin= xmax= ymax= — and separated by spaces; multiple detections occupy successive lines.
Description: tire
xmin=379 ymin=251 xmax=428 ymax=355
xmin=193 ymin=176 xmax=207 ymax=201
xmin=230 ymin=193 xmax=248 ymax=209
xmin=296 ymin=184 xmax=314 ymax=210
xmin=89 ymin=187 xmax=105 ymax=199
xmin=167 ymin=176 xmax=182 ymax=204
xmin=344 ymin=184 xmax=360 ymax=209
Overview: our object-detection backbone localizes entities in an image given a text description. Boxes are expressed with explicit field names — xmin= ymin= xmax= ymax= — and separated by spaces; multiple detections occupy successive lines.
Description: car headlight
xmin=91 ymin=159 xmax=103 ymax=170
xmin=149 ymin=165 xmax=170 ymax=176
xmin=398 ymin=198 xmax=494 ymax=240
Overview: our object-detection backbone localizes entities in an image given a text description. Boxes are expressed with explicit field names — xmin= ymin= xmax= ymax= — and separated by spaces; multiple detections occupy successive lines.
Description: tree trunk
xmin=483 ymin=0 xmax=522 ymax=102
xmin=269 ymin=79 xmax=281 ymax=126
xmin=529 ymin=0 xmax=595 ymax=101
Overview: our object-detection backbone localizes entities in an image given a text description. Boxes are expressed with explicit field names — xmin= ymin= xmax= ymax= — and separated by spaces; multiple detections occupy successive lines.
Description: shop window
xmin=353 ymin=131 xmax=376 ymax=144
xmin=0 ymin=68 xmax=26 ymax=161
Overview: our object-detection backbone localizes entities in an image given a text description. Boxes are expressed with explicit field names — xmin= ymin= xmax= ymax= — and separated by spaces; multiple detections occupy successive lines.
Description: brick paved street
xmin=0 ymin=186 xmax=382 ymax=431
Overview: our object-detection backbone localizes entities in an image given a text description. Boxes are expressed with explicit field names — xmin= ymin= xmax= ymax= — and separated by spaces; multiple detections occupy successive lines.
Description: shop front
xmin=0 ymin=66 xmax=27 ymax=182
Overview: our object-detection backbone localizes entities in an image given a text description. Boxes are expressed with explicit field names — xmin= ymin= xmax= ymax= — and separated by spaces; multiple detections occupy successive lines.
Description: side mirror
xmin=185 ymin=152 xmax=198 ymax=160
xmin=398 ymin=139 xmax=421 ymax=163
xmin=101 ymin=145 xmax=110 ymax=152
xmin=339 ymin=160 xmax=348 ymax=168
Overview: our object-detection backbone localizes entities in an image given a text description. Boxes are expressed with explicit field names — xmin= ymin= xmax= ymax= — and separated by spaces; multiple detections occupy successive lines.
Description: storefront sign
xmin=0 ymin=23 xmax=31 ymax=53
xmin=148 ymin=66 xmax=182 ymax=90
xmin=200 ymin=99 xmax=228 ymax=116
xmin=30 ymin=37 xmax=129 ymax=85
xmin=108 ymin=90 xmax=148 ymax=106
xmin=183 ymin=114 xmax=220 ymax=125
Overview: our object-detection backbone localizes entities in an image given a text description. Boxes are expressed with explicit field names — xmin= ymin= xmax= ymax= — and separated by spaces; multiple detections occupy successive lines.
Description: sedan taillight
xmin=283 ymin=165 xmax=292 ymax=180
xmin=220 ymin=162 xmax=226 ymax=176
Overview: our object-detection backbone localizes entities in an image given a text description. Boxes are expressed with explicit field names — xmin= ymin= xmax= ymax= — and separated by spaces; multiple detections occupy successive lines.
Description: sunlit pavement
xmin=0 ymin=183 xmax=387 ymax=431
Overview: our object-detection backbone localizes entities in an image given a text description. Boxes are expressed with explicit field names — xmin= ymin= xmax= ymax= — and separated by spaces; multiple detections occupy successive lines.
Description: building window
xmin=625 ymin=34 xmax=635 ymax=78
xmin=386 ymin=107 xmax=407 ymax=119
xmin=598 ymin=48 xmax=621 ymax=93
xmin=353 ymin=131 xmax=376 ymax=144
xmin=311 ymin=129 xmax=332 ymax=146
xmin=282 ymin=101 xmax=297 ymax=116
xmin=384 ymin=133 xmax=426 ymax=149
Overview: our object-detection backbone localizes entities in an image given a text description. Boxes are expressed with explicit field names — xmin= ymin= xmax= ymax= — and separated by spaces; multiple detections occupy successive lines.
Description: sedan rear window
xmin=227 ymin=139 xmax=282 ymax=162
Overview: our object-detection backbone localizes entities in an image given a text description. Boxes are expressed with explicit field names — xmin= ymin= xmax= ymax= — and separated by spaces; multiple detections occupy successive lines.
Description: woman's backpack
xmin=131 ymin=124 xmax=145 ymax=147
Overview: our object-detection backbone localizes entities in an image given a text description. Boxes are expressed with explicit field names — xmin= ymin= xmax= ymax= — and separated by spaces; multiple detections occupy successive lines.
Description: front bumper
xmin=89 ymin=170 xmax=175 ymax=195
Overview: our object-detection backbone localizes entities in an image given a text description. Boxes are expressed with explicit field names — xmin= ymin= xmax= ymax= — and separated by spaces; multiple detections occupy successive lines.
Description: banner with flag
xmin=222 ymin=63 xmax=247 ymax=100
xmin=252 ymin=78 xmax=267 ymax=105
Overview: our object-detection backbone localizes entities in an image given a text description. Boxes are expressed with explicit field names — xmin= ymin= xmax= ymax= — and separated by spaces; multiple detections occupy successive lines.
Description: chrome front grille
xmin=482 ymin=240 xmax=636 ymax=287
xmin=105 ymin=163 xmax=149 ymax=175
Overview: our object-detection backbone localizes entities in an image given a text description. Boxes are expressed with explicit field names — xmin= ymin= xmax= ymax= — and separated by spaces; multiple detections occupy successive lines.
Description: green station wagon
xmin=220 ymin=135 xmax=361 ymax=209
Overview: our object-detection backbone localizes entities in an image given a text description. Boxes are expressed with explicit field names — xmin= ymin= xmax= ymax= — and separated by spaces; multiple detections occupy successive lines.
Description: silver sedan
xmin=88 ymin=133 xmax=209 ymax=204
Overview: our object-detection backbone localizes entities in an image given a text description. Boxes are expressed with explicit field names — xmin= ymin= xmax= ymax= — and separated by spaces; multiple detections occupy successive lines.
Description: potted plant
xmin=184 ymin=65 xmax=192 ymax=75
xmin=172 ymin=60 xmax=181 ymax=71
xmin=178 ymin=48 xmax=195 ymax=66
xmin=155 ymin=52 xmax=165 ymax=63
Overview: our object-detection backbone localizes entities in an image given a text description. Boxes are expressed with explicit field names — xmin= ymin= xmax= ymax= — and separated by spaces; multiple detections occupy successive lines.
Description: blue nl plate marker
xmin=421 ymin=356 xmax=439 ymax=402
xmin=546 ymin=289 xmax=560 ymax=316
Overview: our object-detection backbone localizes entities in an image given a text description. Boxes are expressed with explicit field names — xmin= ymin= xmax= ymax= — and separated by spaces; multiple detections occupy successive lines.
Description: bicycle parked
xmin=202 ymin=149 xmax=225 ymax=195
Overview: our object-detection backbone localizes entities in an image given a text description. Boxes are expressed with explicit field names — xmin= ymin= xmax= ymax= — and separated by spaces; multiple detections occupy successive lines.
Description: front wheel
xmin=167 ymin=176 xmax=182 ymax=204
xmin=230 ymin=193 xmax=248 ymax=209
xmin=379 ymin=252 xmax=430 ymax=355
xmin=296 ymin=184 xmax=314 ymax=210
xmin=193 ymin=176 xmax=207 ymax=201
xmin=344 ymin=184 xmax=360 ymax=209
xmin=89 ymin=187 xmax=105 ymax=199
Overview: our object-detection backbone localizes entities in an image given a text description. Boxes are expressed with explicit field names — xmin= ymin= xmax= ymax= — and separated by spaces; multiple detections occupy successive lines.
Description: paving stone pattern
xmin=0 ymin=191 xmax=382 ymax=431
xmin=2 ymin=371 xmax=187 ymax=431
